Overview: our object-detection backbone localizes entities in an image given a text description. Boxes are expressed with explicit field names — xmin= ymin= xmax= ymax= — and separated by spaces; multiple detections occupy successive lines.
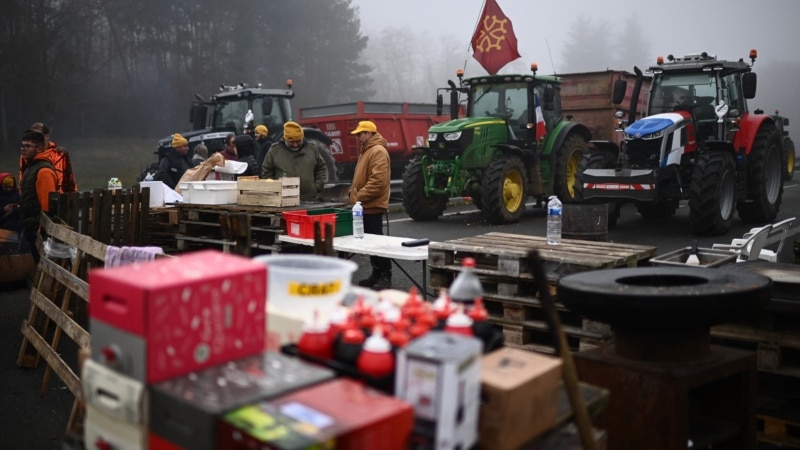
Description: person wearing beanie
xmin=18 ymin=122 xmax=78 ymax=194
xmin=349 ymin=120 xmax=392 ymax=290
xmin=154 ymin=132 xmax=192 ymax=189
xmin=19 ymin=130 xmax=57 ymax=264
xmin=254 ymin=124 xmax=272 ymax=176
xmin=261 ymin=121 xmax=327 ymax=201
xmin=0 ymin=172 xmax=22 ymax=233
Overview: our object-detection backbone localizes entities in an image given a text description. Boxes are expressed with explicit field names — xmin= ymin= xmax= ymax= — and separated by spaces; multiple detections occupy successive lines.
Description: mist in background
xmin=2 ymin=0 xmax=798 ymax=146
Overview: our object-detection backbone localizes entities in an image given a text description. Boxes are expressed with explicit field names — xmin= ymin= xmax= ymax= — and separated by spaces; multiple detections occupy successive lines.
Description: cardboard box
xmin=395 ymin=331 xmax=483 ymax=450
xmin=88 ymin=250 xmax=267 ymax=383
xmin=149 ymin=351 xmax=335 ymax=450
xmin=479 ymin=347 xmax=563 ymax=450
xmin=238 ymin=177 xmax=300 ymax=207
xmin=181 ymin=180 xmax=238 ymax=204
xmin=84 ymin=404 xmax=147 ymax=450
xmin=218 ymin=378 xmax=414 ymax=450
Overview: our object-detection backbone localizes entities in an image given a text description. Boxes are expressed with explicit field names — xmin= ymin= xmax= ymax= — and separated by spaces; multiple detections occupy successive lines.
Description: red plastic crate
xmin=283 ymin=210 xmax=337 ymax=239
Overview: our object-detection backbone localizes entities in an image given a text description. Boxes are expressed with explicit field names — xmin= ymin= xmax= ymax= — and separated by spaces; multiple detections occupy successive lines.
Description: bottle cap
xmin=363 ymin=327 xmax=391 ymax=353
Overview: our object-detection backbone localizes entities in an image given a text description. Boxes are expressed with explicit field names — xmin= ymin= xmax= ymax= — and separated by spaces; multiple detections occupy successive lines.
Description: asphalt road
xmin=1 ymin=174 xmax=797 ymax=448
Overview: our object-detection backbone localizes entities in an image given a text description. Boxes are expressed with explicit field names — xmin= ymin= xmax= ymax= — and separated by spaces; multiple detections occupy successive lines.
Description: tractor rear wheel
xmin=737 ymin=124 xmax=783 ymax=222
xmin=689 ymin=151 xmax=736 ymax=236
xmin=553 ymin=134 xmax=588 ymax=203
xmin=401 ymin=156 xmax=448 ymax=221
xmin=481 ymin=155 xmax=527 ymax=224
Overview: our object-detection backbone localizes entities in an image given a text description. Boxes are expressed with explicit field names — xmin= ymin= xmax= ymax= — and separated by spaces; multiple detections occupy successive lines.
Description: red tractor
xmin=577 ymin=50 xmax=785 ymax=235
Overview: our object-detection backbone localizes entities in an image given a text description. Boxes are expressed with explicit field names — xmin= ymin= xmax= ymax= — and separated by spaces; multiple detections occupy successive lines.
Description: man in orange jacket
xmin=19 ymin=122 xmax=78 ymax=194
xmin=19 ymin=130 xmax=57 ymax=264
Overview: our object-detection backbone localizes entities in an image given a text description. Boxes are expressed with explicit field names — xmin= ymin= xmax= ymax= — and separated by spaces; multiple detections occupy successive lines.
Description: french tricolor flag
xmin=535 ymin=93 xmax=547 ymax=142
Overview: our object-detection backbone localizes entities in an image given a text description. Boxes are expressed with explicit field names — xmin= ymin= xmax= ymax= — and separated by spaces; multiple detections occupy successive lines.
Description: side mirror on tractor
xmin=190 ymin=103 xmax=207 ymax=131
xmin=437 ymin=93 xmax=443 ymax=116
xmin=742 ymin=72 xmax=757 ymax=99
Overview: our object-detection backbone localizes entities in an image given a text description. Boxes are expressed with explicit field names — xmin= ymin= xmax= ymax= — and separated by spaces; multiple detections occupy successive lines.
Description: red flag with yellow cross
xmin=470 ymin=0 xmax=521 ymax=75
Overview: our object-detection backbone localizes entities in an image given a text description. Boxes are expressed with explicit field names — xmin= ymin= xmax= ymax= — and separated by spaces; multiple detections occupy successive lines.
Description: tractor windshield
xmin=471 ymin=82 xmax=528 ymax=120
xmin=649 ymin=73 xmax=717 ymax=114
xmin=214 ymin=96 xmax=290 ymax=135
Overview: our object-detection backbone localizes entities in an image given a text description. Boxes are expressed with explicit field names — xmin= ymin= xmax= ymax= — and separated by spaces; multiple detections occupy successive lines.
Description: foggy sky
xmin=353 ymin=0 xmax=800 ymax=74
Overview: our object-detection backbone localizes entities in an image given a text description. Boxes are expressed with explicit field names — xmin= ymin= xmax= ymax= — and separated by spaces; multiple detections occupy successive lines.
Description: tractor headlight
xmin=625 ymin=130 xmax=664 ymax=140
xmin=428 ymin=132 xmax=438 ymax=142
xmin=443 ymin=131 xmax=462 ymax=141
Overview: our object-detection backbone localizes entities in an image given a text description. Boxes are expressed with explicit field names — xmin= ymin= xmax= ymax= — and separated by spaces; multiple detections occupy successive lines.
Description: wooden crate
xmin=710 ymin=323 xmax=800 ymax=371
xmin=237 ymin=176 xmax=300 ymax=207
xmin=757 ymin=414 xmax=800 ymax=448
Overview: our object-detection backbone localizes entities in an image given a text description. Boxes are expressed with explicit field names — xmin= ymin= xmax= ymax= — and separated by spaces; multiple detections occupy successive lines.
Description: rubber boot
xmin=358 ymin=271 xmax=380 ymax=287
xmin=372 ymin=272 xmax=392 ymax=290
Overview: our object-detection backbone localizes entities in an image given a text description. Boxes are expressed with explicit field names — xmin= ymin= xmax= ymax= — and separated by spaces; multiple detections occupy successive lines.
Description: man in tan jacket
xmin=349 ymin=121 xmax=392 ymax=289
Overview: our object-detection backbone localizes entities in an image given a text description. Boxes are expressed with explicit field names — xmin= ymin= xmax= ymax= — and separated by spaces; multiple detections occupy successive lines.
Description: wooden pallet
xmin=428 ymin=232 xmax=656 ymax=282
xmin=758 ymin=414 xmax=800 ymax=448
xmin=711 ymin=323 xmax=800 ymax=371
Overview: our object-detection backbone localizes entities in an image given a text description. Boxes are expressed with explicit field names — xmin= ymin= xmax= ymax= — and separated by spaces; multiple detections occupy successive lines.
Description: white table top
xmin=278 ymin=233 xmax=429 ymax=261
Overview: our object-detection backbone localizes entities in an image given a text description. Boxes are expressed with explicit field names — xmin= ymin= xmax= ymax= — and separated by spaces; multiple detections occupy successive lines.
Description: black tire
xmin=784 ymin=137 xmax=795 ymax=181
xmin=480 ymin=155 xmax=527 ymax=224
xmin=471 ymin=193 xmax=484 ymax=211
xmin=553 ymin=133 xmax=588 ymax=203
xmin=636 ymin=200 xmax=678 ymax=221
xmin=736 ymin=124 xmax=783 ymax=222
xmin=689 ymin=151 xmax=736 ymax=236
xmin=401 ymin=157 xmax=448 ymax=221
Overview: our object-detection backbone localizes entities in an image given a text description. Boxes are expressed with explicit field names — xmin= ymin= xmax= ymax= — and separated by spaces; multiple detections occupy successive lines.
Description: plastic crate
xmin=282 ymin=210 xmax=337 ymax=239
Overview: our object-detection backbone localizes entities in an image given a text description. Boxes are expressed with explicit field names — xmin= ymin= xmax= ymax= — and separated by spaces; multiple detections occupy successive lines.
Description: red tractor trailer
xmin=298 ymin=101 xmax=452 ymax=181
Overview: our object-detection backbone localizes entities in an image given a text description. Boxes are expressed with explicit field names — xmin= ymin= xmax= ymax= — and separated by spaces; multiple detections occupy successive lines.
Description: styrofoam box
xmin=181 ymin=180 xmax=237 ymax=204
xmin=139 ymin=181 xmax=165 ymax=207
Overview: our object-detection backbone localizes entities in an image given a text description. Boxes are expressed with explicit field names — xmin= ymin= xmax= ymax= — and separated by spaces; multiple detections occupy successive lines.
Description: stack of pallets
xmin=428 ymin=232 xmax=657 ymax=354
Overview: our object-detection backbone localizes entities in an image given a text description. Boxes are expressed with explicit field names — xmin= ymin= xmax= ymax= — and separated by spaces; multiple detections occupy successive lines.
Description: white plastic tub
xmin=254 ymin=254 xmax=357 ymax=322
xmin=181 ymin=180 xmax=237 ymax=204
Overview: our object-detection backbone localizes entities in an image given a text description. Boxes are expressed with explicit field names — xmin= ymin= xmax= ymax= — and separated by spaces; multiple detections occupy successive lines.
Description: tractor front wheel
xmin=401 ymin=157 xmax=448 ymax=221
xmin=480 ymin=155 xmax=527 ymax=224
xmin=689 ymin=151 xmax=736 ymax=236
xmin=784 ymin=137 xmax=795 ymax=181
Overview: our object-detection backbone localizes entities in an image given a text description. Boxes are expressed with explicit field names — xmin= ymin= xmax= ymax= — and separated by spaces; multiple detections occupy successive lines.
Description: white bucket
xmin=254 ymin=254 xmax=357 ymax=321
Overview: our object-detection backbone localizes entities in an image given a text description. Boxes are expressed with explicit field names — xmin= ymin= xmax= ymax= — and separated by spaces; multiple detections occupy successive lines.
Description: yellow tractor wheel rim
xmin=503 ymin=170 xmax=524 ymax=212
xmin=566 ymin=150 xmax=583 ymax=199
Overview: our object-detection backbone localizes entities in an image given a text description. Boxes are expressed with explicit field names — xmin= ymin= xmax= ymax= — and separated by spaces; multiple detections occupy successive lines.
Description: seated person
xmin=0 ymin=172 xmax=21 ymax=232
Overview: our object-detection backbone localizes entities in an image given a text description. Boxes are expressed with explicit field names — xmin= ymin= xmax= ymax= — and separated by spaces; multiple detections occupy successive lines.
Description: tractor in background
xmin=577 ymin=50 xmax=786 ymax=235
xmin=401 ymin=66 xmax=591 ymax=224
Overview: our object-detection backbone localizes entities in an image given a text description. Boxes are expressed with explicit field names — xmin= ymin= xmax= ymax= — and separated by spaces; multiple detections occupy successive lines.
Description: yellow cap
xmin=283 ymin=121 xmax=304 ymax=141
xmin=171 ymin=133 xmax=188 ymax=148
xmin=350 ymin=120 xmax=378 ymax=134
xmin=255 ymin=125 xmax=268 ymax=136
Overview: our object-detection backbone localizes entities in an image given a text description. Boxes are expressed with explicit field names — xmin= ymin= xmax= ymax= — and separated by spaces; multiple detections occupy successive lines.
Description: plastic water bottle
xmin=547 ymin=195 xmax=562 ymax=245
xmin=352 ymin=201 xmax=364 ymax=238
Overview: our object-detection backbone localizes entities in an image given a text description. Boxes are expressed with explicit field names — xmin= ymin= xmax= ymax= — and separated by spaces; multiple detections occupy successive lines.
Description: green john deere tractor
xmin=401 ymin=67 xmax=591 ymax=224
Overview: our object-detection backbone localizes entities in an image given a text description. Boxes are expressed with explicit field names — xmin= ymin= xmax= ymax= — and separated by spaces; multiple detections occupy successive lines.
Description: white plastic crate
xmin=181 ymin=181 xmax=238 ymax=204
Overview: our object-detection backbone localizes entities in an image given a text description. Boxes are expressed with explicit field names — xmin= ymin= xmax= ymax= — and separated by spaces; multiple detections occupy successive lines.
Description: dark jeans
xmin=22 ymin=227 xmax=40 ymax=265
xmin=364 ymin=213 xmax=391 ymax=274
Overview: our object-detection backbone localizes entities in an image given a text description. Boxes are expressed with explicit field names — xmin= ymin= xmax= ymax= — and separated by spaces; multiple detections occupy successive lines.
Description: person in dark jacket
xmin=261 ymin=122 xmax=327 ymax=201
xmin=191 ymin=143 xmax=208 ymax=166
xmin=234 ymin=134 xmax=259 ymax=177
xmin=0 ymin=172 xmax=22 ymax=232
xmin=254 ymin=124 xmax=271 ymax=177
xmin=19 ymin=130 xmax=57 ymax=263
xmin=155 ymin=133 xmax=192 ymax=189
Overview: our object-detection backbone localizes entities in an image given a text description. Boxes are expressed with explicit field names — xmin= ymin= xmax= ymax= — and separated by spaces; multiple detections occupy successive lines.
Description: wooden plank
xmin=19 ymin=320 xmax=81 ymax=397
xmin=43 ymin=214 xmax=108 ymax=261
xmin=28 ymin=288 xmax=90 ymax=349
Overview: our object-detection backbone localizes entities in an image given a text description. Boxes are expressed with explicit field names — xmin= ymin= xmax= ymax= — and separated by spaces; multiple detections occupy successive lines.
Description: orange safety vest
xmin=19 ymin=141 xmax=78 ymax=193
